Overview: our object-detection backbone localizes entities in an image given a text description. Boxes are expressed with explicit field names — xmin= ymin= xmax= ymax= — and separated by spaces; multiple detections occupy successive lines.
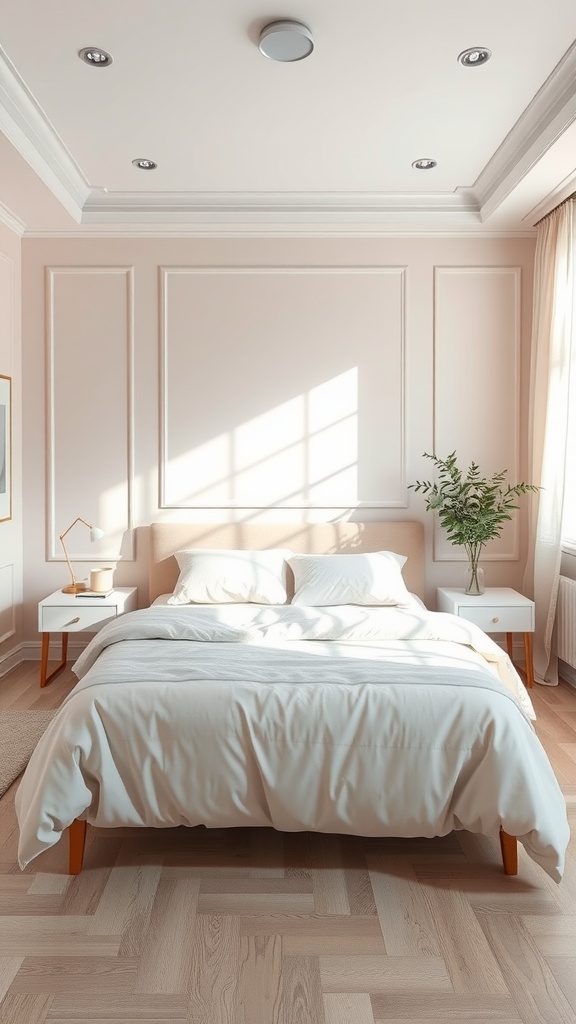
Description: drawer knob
xmin=491 ymin=616 xmax=499 ymax=623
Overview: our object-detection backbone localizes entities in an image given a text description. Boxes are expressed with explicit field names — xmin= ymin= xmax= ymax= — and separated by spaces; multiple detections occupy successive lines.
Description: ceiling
xmin=1 ymin=1 xmax=576 ymax=236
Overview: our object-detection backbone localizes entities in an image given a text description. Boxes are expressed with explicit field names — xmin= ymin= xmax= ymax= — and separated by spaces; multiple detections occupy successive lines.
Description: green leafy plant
xmin=409 ymin=452 xmax=539 ymax=591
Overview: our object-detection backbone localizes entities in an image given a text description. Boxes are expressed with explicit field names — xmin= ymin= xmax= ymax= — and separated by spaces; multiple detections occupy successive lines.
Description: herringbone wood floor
xmin=0 ymin=660 xmax=575 ymax=1024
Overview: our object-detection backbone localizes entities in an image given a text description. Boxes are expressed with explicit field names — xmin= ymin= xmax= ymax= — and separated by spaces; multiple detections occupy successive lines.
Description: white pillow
xmin=167 ymin=548 xmax=291 ymax=605
xmin=288 ymin=551 xmax=412 ymax=607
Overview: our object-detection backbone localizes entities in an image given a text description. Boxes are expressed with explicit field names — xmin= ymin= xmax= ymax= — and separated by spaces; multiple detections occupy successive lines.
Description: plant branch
xmin=409 ymin=451 xmax=540 ymax=552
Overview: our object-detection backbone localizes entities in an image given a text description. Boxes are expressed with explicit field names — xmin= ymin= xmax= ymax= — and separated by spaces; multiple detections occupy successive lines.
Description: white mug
xmin=90 ymin=567 xmax=114 ymax=592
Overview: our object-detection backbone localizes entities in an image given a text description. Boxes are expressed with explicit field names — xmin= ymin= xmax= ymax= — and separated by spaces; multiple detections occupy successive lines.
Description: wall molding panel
xmin=46 ymin=266 xmax=135 ymax=561
xmin=159 ymin=266 xmax=407 ymax=509
xmin=0 ymin=562 xmax=15 ymax=644
xmin=433 ymin=265 xmax=522 ymax=561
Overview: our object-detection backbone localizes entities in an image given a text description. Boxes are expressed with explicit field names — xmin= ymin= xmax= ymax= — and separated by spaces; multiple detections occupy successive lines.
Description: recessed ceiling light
xmin=132 ymin=158 xmax=157 ymax=170
xmin=457 ymin=47 xmax=492 ymax=67
xmin=78 ymin=47 xmax=113 ymax=67
xmin=259 ymin=20 xmax=314 ymax=62
xmin=412 ymin=158 xmax=437 ymax=170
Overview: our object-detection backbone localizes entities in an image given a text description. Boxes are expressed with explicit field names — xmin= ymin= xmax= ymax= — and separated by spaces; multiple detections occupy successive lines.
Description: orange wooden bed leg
xmin=68 ymin=818 xmax=87 ymax=874
xmin=499 ymin=829 xmax=518 ymax=875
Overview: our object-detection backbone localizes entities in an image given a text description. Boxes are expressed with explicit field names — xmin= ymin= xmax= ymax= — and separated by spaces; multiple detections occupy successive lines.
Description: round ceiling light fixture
xmin=457 ymin=47 xmax=492 ymax=67
xmin=412 ymin=158 xmax=437 ymax=170
xmin=132 ymin=158 xmax=157 ymax=170
xmin=259 ymin=20 xmax=314 ymax=62
xmin=78 ymin=47 xmax=113 ymax=67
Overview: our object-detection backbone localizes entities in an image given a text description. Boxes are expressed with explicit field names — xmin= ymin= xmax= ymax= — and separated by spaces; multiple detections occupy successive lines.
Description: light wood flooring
xmin=0 ymin=660 xmax=575 ymax=1023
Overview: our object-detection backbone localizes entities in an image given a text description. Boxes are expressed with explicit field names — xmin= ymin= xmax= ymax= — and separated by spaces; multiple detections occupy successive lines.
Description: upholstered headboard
xmin=149 ymin=521 xmax=425 ymax=603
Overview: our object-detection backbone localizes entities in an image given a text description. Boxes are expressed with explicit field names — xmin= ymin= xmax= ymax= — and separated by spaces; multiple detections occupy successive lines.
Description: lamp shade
xmin=90 ymin=526 xmax=105 ymax=542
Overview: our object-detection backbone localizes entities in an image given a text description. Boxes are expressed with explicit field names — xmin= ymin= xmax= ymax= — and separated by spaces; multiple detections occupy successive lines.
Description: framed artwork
xmin=0 ymin=375 xmax=12 ymax=522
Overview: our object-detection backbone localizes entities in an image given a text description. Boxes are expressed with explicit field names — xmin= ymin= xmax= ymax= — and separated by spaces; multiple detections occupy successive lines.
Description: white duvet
xmin=16 ymin=603 xmax=570 ymax=879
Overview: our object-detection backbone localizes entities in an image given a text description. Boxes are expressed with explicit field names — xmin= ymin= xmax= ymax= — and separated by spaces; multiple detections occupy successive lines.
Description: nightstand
xmin=436 ymin=587 xmax=535 ymax=688
xmin=38 ymin=587 xmax=138 ymax=687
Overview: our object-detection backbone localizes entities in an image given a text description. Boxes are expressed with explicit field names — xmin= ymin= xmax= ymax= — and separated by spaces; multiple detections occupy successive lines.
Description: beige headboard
xmin=149 ymin=521 xmax=425 ymax=603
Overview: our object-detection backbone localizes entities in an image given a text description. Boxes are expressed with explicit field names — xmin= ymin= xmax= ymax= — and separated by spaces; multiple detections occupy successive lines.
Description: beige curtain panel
xmin=524 ymin=197 xmax=576 ymax=684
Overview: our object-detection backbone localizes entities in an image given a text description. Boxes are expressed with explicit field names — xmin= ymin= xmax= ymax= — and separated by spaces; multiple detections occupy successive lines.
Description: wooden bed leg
xmin=68 ymin=819 xmax=87 ymax=874
xmin=499 ymin=829 xmax=518 ymax=875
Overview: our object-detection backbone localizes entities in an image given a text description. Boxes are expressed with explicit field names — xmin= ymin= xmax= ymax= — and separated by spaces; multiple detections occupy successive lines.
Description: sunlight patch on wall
xmin=163 ymin=369 xmax=358 ymax=508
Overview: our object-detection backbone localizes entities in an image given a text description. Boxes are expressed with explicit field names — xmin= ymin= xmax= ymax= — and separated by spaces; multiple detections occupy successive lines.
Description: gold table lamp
xmin=60 ymin=517 xmax=105 ymax=593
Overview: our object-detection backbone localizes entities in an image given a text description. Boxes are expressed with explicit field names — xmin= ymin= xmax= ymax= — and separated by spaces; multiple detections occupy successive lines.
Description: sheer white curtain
xmin=524 ymin=198 xmax=576 ymax=684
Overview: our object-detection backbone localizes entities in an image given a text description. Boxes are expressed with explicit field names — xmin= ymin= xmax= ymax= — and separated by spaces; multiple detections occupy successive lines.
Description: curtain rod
xmin=534 ymin=190 xmax=576 ymax=226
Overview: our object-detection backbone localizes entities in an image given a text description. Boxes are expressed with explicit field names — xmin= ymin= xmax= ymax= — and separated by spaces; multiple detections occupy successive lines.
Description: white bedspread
xmin=16 ymin=605 xmax=569 ymax=879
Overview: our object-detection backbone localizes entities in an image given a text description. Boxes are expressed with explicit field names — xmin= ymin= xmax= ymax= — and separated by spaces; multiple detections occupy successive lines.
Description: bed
xmin=16 ymin=521 xmax=570 ymax=880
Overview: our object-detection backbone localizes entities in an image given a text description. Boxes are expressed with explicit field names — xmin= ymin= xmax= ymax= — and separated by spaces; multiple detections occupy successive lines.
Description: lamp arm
xmin=60 ymin=534 xmax=77 ymax=588
xmin=59 ymin=517 xmax=94 ymax=542
xmin=59 ymin=518 xmax=95 ymax=588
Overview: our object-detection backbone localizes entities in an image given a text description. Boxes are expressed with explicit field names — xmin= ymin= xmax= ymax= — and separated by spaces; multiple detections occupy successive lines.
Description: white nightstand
xmin=436 ymin=587 xmax=535 ymax=689
xmin=38 ymin=587 xmax=138 ymax=687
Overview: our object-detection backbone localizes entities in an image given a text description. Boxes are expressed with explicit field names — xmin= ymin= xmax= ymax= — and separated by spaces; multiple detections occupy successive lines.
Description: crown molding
xmin=24 ymin=225 xmax=537 ymax=240
xmin=474 ymin=40 xmax=576 ymax=221
xmin=0 ymin=46 xmax=89 ymax=221
xmin=0 ymin=199 xmax=25 ymax=236
xmin=80 ymin=188 xmax=480 ymax=224
xmin=527 ymin=167 xmax=576 ymax=225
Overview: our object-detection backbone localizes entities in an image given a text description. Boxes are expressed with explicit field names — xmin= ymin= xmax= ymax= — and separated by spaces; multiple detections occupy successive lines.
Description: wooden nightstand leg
xmin=40 ymin=632 xmax=69 ymax=687
xmin=505 ymin=632 xmax=514 ymax=660
xmin=524 ymin=632 xmax=534 ymax=688
xmin=40 ymin=633 xmax=50 ymax=687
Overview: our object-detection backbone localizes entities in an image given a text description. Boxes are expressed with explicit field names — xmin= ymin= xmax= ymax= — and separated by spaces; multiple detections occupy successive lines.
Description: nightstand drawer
xmin=41 ymin=606 xmax=117 ymax=632
xmin=456 ymin=604 xmax=533 ymax=633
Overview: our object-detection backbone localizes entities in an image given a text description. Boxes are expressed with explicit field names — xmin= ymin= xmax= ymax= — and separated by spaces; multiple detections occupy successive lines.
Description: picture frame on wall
xmin=0 ymin=374 xmax=12 ymax=523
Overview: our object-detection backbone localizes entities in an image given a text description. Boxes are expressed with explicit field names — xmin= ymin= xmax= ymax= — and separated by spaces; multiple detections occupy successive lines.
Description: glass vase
xmin=465 ymin=562 xmax=484 ymax=596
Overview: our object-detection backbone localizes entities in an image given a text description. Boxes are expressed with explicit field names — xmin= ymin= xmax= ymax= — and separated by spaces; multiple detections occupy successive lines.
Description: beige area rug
xmin=0 ymin=710 xmax=56 ymax=797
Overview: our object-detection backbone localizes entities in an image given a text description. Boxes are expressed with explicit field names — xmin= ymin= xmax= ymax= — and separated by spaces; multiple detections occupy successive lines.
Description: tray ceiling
xmin=1 ymin=1 xmax=576 ymax=234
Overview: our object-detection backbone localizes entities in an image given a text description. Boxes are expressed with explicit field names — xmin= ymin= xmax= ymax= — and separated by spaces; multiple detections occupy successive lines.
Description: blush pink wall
xmin=0 ymin=221 xmax=23 ymax=667
xmin=19 ymin=234 xmax=536 ymax=654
